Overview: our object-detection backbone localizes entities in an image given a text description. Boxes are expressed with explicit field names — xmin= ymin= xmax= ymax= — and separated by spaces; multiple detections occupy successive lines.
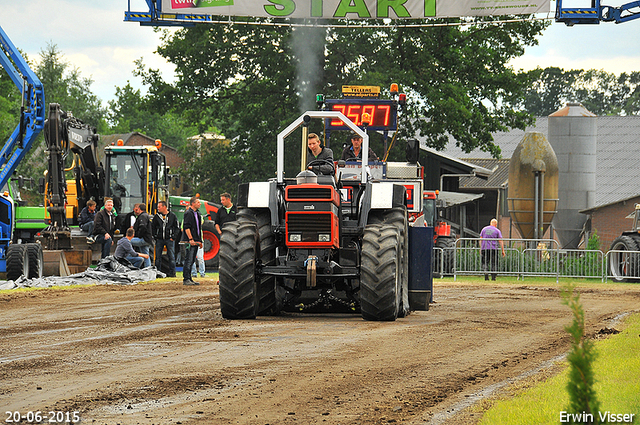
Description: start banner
xmin=163 ymin=0 xmax=549 ymax=19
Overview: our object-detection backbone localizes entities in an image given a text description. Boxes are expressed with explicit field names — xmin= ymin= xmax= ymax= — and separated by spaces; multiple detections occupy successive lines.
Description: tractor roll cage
xmin=277 ymin=111 xmax=370 ymax=184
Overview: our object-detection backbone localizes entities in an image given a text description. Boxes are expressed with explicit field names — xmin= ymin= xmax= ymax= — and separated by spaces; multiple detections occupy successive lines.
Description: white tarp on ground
xmin=0 ymin=256 xmax=166 ymax=291
xmin=162 ymin=0 xmax=550 ymax=19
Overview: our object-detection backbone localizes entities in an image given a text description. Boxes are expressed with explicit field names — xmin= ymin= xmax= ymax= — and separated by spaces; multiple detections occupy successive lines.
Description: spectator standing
xmin=182 ymin=197 xmax=202 ymax=285
xmin=214 ymin=192 xmax=237 ymax=237
xmin=92 ymin=198 xmax=116 ymax=259
xmin=480 ymin=218 xmax=506 ymax=281
xmin=131 ymin=204 xmax=153 ymax=268
xmin=191 ymin=246 xmax=206 ymax=278
xmin=152 ymin=200 xmax=179 ymax=277
xmin=79 ymin=199 xmax=97 ymax=242
xmin=115 ymin=228 xmax=149 ymax=269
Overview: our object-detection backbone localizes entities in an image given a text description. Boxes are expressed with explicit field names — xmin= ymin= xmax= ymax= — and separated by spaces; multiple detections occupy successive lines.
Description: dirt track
xmin=0 ymin=279 xmax=638 ymax=425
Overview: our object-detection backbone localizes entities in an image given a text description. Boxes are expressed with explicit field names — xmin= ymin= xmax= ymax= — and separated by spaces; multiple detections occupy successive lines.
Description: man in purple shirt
xmin=480 ymin=218 xmax=505 ymax=281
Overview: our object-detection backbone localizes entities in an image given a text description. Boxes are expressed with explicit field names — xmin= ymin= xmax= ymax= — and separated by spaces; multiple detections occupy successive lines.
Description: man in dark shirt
xmin=214 ymin=192 xmax=237 ymax=236
xmin=306 ymin=133 xmax=334 ymax=176
xmin=79 ymin=200 xmax=97 ymax=243
xmin=340 ymin=133 xmax=378 ymax=162
xmin=92 ymin=198 xmax=116 ymax=259
xmin=182 ymin=197 xmax=202 ymax=285
xmin=115 ymin=228 xmax=149 ymax=269
xmin=152 ymin=200 xmax=179 ymax=277
xmin=131 ymin=204 xmax=153 ymax=268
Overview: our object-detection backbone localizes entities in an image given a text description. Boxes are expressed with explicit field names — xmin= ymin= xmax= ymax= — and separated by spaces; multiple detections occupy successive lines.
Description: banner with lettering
xmin=163 ymin=0 xmax=549 ymax=19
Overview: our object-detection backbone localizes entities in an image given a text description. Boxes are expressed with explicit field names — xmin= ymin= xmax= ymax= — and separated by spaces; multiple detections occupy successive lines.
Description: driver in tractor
xmin=306 ymin=133 xmax=334 ymax=175
xmin=341 ymin=132 xmax=378 ymax=162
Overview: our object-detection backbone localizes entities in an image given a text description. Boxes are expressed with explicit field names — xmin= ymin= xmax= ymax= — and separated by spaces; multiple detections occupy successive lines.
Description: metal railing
xmin=431 ymin=238 xmax=611 ymax=281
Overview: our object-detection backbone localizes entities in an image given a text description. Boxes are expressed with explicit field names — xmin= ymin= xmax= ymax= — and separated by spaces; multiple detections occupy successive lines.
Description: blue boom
xmin=0 ymin=26 xmax=45 ymax=273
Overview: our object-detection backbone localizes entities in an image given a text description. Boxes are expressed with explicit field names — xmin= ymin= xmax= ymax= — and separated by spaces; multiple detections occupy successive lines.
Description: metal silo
xmin=548 ymin=102 xmax=597 ymax=249
xmin=508 ymin=132 xmax=559 ymax=240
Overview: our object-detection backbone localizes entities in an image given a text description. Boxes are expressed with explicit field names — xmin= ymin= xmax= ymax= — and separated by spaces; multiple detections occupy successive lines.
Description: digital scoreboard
xmin=325 ymin=99 xmax=398 ymax=132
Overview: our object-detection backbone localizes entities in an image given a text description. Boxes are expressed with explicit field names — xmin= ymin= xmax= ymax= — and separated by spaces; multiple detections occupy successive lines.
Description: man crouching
xmin=115 ymin=228 xmax=149 ymax=269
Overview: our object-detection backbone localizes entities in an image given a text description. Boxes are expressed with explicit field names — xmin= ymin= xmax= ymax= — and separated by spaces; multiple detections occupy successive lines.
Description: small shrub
xmin=561 ymin=284 xmax=601 ymax=424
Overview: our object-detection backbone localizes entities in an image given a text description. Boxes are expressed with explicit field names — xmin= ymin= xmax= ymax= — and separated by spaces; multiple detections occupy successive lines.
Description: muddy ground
xmin=0 ymin=279 xmax=638 ymax=425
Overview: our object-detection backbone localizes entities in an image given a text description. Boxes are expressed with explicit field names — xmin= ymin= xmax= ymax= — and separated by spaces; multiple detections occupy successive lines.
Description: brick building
xmin=580 ymin=195 xmax=640 ymax=250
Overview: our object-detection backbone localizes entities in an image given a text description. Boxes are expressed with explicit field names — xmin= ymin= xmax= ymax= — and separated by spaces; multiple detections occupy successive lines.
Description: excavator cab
xmin=104 ymin=146 xmax=168 ymax=217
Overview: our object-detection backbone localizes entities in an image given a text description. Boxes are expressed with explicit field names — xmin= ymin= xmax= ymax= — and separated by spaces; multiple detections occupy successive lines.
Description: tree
xmin=137 ymin=18 xmax=548 ymax=195
xmin=0 ymin=47 xmax=29 ymax=150
xmin=523 ymin=67 xmax=640 ymax=116
xmin=108 ymin=82 xmax=196 ymax=150
xmin=13 ymin=44 xmax=107 ymax=188
xmin=0 ymin=71 xmax=19 ymax=144
xmin=36 ymin=43 xmax=106 ymax=130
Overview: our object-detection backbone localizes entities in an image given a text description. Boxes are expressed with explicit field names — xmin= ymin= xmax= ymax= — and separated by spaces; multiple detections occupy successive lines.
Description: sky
xmin=3 ymin=0 xmax=640 ymax=108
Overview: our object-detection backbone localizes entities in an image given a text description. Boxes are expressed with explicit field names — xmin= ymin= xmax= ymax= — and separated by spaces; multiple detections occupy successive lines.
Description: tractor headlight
xmin=318 ymin=234 xmax=331 ymax=242
xmin=289 ymin=234 xmax=302 ymax=242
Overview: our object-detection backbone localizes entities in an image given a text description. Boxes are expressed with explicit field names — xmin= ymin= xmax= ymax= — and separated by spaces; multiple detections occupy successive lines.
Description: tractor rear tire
xmin=202 ymin=221 xmax=220 ymax=269
xmin=26 ymin=243 xmax=43 ymax=279
xmin=6 ymin=244 xmax=29 ymax=281
xmin=360 ymin=224 xmax=401 ymax=321
xmin=381 ymin=207 xmax=410 ymax=317
xmin=609 ymin=235 xmax=640 ymax=282
xmin=219 ymin=221 xmax=260 ymax=319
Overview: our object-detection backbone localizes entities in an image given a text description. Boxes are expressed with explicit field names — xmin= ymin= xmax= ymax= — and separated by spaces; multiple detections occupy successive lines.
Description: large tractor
xmin=218 ymin=111 xmax=432 ymax=321
xmin=608 ymin=203 xmax=640 ymax=281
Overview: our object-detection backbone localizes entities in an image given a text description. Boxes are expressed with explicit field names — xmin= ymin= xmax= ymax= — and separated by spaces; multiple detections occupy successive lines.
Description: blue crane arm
xmin=0 ymin=26 xmax=46 ymax=190
xmin=125 ymin=0 xmax=205 ymax=27
xmin=556 ymin=0 xmax=640 ymax=24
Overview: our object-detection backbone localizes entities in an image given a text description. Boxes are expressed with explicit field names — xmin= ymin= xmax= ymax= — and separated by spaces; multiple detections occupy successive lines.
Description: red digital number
xmin=378 ymin=104 xmax=391 ymax=126
xmin=330 ymin=104 xmax=347 ymax=126
xmin=346 ymin=104 xmax=361 ymax=125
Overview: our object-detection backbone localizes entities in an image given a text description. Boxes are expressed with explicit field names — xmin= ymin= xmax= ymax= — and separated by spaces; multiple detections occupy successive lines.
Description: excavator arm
xmin=42 ymin=103 xmax=103 ymax=249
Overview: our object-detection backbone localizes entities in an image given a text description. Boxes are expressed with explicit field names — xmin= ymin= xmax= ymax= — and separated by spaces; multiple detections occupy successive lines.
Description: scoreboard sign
xmin=325 ymin=99 xmax=397 ymax=131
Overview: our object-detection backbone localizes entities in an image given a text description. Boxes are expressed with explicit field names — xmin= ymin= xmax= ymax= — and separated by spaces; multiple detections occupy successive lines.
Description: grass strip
xmin=479 ymin=313 xmax=640 ymax=424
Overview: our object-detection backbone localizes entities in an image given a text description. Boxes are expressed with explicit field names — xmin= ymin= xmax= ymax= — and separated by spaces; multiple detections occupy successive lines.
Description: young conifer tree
xmin=561 ymin=284 xmax=601 ymax=424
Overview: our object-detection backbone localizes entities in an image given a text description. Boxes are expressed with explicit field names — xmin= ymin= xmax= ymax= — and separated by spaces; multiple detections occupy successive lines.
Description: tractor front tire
xmin=360 ymin=224 xmax=401 ymax=321
xmin=236 ymin=209 xmax=278 ymax=316
xmin=219 ymin=221 xmax=260 ymax=319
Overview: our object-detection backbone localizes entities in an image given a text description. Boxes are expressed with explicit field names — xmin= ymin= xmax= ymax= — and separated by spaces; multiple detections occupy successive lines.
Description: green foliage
xmin=0 ymin=70 xmax=20 ymax=143
xmin=36 ymin=43 xmax=106 ymax=128
xmin=524 ymin=67 xmax=640 ymax=116
xmin=11 ymin=43 xmax=108 ymax=194
xmin=179 ymin=137 xmax=240 ymax=199
xmin=561 ymin=284 xmax=601 ymax=424
xmin=108 ymin=82 xmax=196 ymax=149
xmin=586 ymin=231 xmax=600 ymax=251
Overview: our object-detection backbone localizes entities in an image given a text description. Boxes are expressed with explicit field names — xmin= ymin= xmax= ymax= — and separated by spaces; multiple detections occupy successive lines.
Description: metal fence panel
xmin=451 ymin=238 xmax=605 ymax=281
